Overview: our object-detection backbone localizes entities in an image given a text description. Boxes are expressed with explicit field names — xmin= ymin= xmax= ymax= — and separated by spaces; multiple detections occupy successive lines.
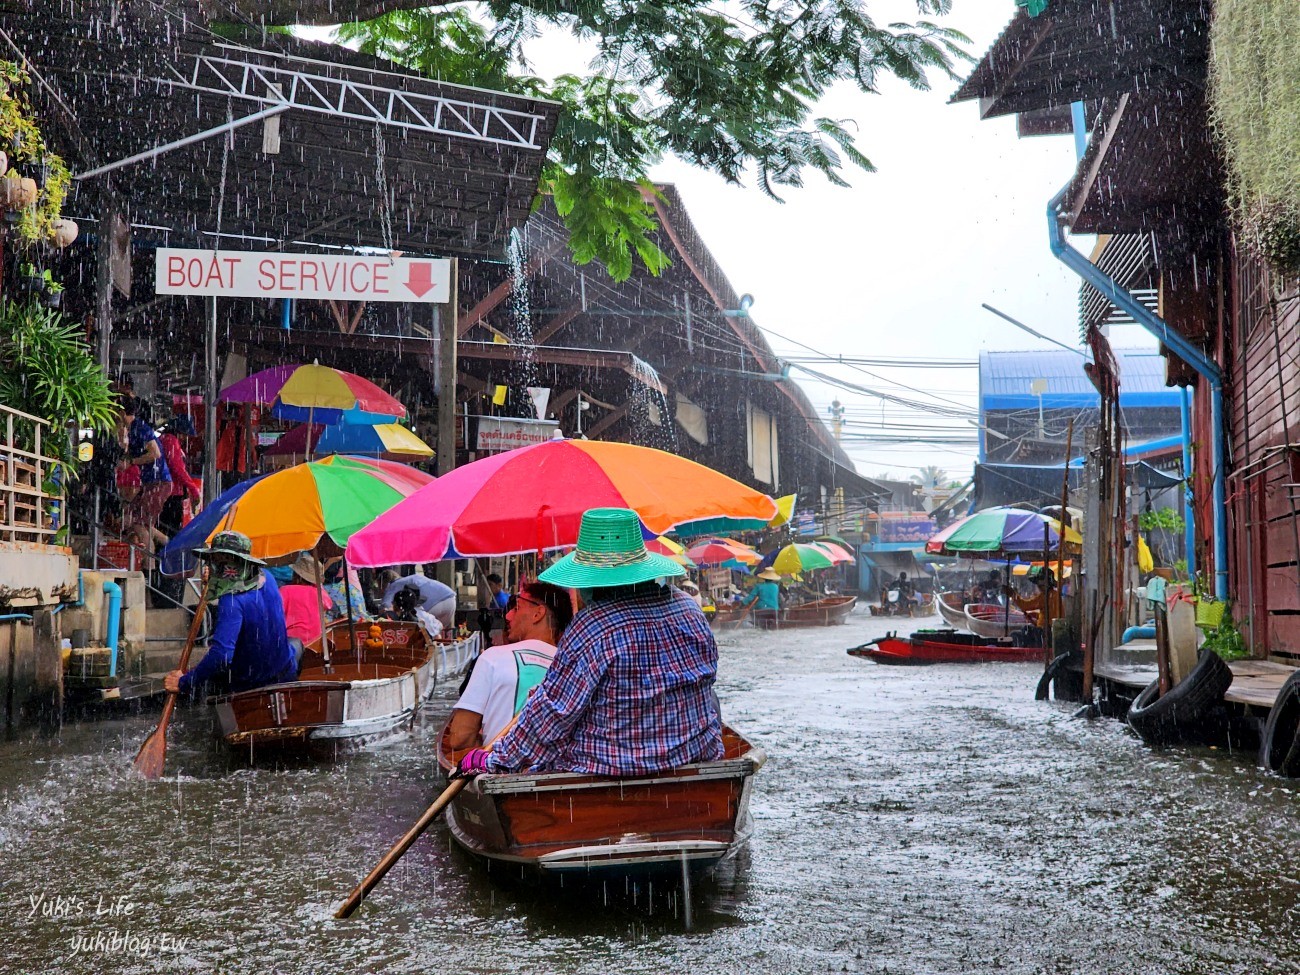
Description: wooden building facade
xmin=954 ymin=0 xmax=1300 ymax=662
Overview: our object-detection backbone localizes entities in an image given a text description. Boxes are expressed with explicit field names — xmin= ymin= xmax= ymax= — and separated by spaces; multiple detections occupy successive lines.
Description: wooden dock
xmin=1094 ymin=639 xmax=1296 ymax=709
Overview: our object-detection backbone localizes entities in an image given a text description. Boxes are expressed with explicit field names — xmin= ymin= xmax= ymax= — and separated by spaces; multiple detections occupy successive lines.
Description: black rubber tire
xmin=1035 ymin=653 xmax=1072 ymax=702
xmin=1260 ymin=669 xmax=1300 ymax=776
xmin=1126 ymin=649 xmax=1233 ymax=746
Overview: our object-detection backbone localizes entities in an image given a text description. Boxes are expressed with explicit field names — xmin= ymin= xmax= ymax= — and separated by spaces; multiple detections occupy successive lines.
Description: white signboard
xmin=475 ymin=416 xmax=559 ymax=453
xmin=155 ymin=248 xmax=451 ymax=303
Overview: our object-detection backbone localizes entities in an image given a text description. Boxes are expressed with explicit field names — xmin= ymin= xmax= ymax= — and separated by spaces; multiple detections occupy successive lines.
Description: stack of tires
xmin=1126 ymin=649 xmax=1233 ymax=747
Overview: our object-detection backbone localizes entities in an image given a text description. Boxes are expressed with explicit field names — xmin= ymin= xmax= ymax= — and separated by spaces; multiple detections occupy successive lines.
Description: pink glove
xmin=456 ymin=748 xmax=491 ymax=778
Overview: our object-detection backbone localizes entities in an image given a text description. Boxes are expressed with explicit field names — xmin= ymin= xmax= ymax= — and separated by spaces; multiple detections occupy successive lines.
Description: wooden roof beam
xmin=533 ymin=304 xmax=585 ymax=345
xmin=458 ymin=241 xmax=564 ymax=337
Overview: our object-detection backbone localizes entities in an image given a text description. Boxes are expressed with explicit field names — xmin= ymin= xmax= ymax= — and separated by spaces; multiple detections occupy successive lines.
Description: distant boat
xmin=706 ymin=603 xmax=752 ymax=630
xmin=848 ymin=630 xmax=1042 ymax=665
xmin=937 ymin=591 xmax=969 ymax=629
xmin=436 ymin=722 xmax=765 ymax=879
xmin=963 ymin=602 xmax=1031 ymax=640
xmin=754 ymin=595 xmax=857 ymax=628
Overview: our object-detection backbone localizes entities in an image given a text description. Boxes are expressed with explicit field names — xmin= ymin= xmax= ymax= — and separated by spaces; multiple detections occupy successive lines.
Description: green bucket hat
xmin=194 ymin=529 xmax=267 ymax=565
xmin=540 ymin=508 xmax=685 ymax=589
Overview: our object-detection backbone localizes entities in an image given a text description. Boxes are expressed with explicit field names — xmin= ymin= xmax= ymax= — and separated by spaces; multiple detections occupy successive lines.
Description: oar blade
xmin=132 ymin=726 xmax=168 ymax=780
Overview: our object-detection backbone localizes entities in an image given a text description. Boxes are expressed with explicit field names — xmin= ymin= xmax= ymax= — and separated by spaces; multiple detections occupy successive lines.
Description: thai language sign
xmin=155 ymin=248 xmax=451 ymax=302
xmin=876 ymin=513 xmax=936 ymax=544
xmin=474 ymin=416 xmax=559 ymax=453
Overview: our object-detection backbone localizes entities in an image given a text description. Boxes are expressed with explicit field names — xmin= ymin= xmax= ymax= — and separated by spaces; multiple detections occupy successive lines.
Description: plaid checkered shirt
xmin=487 ymin=586 xmax=724 ymax=775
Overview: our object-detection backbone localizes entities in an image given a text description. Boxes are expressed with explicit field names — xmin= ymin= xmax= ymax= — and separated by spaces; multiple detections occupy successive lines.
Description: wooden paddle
xmin=132 ymin=576 xmax=211 ymax=780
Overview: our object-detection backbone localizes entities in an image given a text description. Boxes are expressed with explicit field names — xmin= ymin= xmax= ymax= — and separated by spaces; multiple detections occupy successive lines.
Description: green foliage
xmin=1200 ymin=605 xmax=1251 ymax=662
xmin=1209 ymin=0 xmax=1300 ymax=276
xmin=1138 ymin=508 xmax=1184 ymax=533
xmin=0 ymin=300 xmax=116 ymax=467
xmin=0 ymin=61 xmax=71 ymax=245
xmin=336 ymin=3 xmax=968 ymax=280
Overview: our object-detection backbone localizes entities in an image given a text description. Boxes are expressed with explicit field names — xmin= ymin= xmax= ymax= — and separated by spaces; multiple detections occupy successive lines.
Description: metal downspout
xmin=1180 ymin=387 xmax=1196 ymax=573
xmin=1047 ymin=185 xmax=1228 ymax=601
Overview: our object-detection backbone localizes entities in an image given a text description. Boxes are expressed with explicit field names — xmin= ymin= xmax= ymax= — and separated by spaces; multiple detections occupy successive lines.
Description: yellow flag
xmin=492 ymin=383 xmax=508 ymax=406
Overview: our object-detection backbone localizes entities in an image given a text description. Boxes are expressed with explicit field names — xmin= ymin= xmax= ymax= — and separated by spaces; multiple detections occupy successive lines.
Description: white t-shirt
xmin=453 ymin=639 xmax=556 ymax=742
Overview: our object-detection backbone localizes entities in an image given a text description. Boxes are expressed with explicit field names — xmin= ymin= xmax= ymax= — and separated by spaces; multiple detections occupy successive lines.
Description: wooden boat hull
xmin=964 ymin=602 xmax=1030 ymax=639
xmin=868 ymin=593 xmax=937 ymax=617
xmin=707 ymin=604 xmax=751 ymax=630
xmin=439 ymin=725 xmax=764 ymax=879
xmin=212 ymin=623 xmax=478 ymax=757
xmin=848 ymin=632 xmax=1043 ymax=665
xmin=755 ymin=596 xmax=857 ymax=628
xmin=937 ymin=591 xmax=969 ymax=629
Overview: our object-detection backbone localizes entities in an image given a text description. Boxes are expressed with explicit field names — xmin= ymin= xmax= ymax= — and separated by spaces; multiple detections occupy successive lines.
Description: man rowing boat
xmin=457 ymin=507 xmax=723 ymax=777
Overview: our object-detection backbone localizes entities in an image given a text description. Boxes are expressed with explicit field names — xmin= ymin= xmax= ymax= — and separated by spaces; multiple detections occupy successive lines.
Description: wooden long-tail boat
xmin=755 ymin=595 xmax=857 ymax=628
xmin=937 ymin=591 xmax=969 ymax=629
xmin=706 ymin=603 xmax=752 ymax=630
xmin=437 ymin=723 xmax=765 ymax=880
xmin=213 ymin=622 xmax=480 ymax=758
xmin=848 ymin=630 xmax=1042 ymax=665
xmin=963 ymin=602 xmax=1030 ymax=639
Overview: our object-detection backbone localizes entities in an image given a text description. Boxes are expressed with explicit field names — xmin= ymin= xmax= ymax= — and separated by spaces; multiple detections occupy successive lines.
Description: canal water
xmin=4 ymin=609 xmax=1300 ymax=974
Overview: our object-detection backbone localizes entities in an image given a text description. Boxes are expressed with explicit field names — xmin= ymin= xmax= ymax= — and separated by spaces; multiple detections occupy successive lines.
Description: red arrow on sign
xmin=405 ymin=262 xmax=436 ymax=298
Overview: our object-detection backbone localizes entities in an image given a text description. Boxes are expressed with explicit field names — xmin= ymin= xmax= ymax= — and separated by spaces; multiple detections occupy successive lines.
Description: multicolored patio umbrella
xmin=161 ymin=455 xmax=433 ymax=570
xmin=645 ymin=536 xmax=696 ymax=567
xmin=220 ymin=363 xmax=405 ymax=424
xmin=771 ymin=542 xmax=835 ymax=575
xmin=812 ymin=540 xmax=856 ymax=564
xmin=263 ymin=422 xmax=433 ymax=460
xmin=686 ymin=539 xmax=760 ymax=570
xmin=925 ymin=506 xmax=1081 ymax=558
xmin=346 ymin=439 xmax=778 ymax=565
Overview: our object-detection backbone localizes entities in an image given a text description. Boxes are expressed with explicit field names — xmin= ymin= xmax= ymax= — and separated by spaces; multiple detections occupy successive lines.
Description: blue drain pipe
xmin=1121 ymin=624 xmax=1156 ymax=643
xmin=1047 ymin=185 xmax=1228 ymax=601
xmin=103 ymin=580 xmax=122 ymax=678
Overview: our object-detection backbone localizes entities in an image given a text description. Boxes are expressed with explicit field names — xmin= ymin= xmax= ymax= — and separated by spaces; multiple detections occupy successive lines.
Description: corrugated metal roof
xmin=980 ymin=347 xmax=1175 ymax=406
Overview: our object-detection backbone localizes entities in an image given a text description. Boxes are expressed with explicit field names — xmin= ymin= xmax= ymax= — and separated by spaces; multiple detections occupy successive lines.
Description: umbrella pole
xmin=343 ymin=554 xmax=358 ymax=663
xmin=314 ymin=544 xmax=332 ymax=673
xmin=1003 ymin=562 xmax=1010 ymax=637
xmin=306 ymin=404 xmax=315 ymax=462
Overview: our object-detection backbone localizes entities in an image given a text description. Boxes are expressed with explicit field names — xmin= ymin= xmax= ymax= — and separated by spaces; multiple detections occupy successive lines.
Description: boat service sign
xmin=155 ymin=248 xmax=452 ymax=303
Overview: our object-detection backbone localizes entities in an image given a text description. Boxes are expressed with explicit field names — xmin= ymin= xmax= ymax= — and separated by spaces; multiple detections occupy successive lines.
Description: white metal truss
xmin=75 ymin=46 xmax=551 ymax=181
xmin=169 ymin=49 xmax=547 ymax=151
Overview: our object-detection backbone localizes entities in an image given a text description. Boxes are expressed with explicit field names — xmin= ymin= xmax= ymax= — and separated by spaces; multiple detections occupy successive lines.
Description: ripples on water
xmin=4 ymin=611 xmax=1300 ymax=973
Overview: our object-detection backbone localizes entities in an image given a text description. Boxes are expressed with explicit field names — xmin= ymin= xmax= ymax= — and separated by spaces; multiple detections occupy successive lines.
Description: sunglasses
xmin=505 ymin=593 xmax=543 ymax=614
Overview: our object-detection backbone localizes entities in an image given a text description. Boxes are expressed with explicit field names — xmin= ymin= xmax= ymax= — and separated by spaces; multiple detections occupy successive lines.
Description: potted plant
xmin=18 ymin=261 xmax=41 ymax=293
xmin=41 ymin=270 xmax=62 ymax=308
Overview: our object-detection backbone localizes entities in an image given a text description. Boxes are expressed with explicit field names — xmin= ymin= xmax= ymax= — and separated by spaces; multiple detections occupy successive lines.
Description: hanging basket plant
xmin=0 ymin=60 xmax=71 ymax=246
xmin=1208 ymin=0 xmax=1300 ymax=278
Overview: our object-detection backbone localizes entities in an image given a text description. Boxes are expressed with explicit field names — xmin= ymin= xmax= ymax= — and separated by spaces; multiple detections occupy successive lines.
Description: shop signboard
xmin=474 ymin=416 xmax=559 ymax=453
xmin=876 ymin=512 xmax=936 ymax=544
xmin=155 ymin=248 xmax=451 ymax=303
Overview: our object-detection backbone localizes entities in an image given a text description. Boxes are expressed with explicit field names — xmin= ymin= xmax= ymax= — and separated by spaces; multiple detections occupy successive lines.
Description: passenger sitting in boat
xmin=457 ymin=507 xmax=723 ymax=778
xmin=679 ymin=579 xmax=704 ymax=607
xmin=447 ymin=581 xmax=574 ymax=748
xmin=275 ymin=553 xmax=333 ymax=647
xmin=163 ymin=531 xmax=298 ymax=696
xmin=380 ymin=571 xmax=457 ymax=632
xmin=974 ymin=569 xmax=1004 ymax=603
xmin=742 ymin=568 xmax=782 ymax=610
xmin=1003 ymin=566 xmax=1062 ymax=625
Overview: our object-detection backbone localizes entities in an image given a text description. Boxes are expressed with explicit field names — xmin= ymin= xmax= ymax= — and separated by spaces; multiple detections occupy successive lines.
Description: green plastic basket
xmin=1195 ymin=598 xmax=1227 ymax=630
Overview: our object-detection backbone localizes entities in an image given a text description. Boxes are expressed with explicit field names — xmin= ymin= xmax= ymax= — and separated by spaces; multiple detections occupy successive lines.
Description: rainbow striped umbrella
xmin=220 ymin=363 xmax=405 ymax=424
